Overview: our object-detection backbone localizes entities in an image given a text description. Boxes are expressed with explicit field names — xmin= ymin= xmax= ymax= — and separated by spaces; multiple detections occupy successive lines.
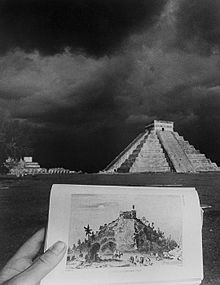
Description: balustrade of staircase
xmin=105 ymin=131 xmax=147 ymax=172
xmin=117 ymin=132 xmax=150 ymax=173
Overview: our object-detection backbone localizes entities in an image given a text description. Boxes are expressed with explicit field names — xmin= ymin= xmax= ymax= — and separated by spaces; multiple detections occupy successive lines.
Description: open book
xmin=42 ymin=185 xmax=203 ymax=285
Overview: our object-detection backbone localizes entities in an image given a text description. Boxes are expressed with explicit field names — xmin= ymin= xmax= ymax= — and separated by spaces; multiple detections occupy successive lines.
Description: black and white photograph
xmin=0 ymin=0 xmax=219 ymax=284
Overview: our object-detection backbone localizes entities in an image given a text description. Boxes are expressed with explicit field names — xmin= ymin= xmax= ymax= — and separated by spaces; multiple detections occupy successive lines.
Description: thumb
xmin=15 ymin=241 xmax=66 ymax=284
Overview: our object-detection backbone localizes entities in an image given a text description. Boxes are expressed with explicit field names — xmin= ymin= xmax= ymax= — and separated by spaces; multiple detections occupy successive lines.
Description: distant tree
xmin=0 ymin=125 xmax=7 ymax=169
xmin=0 ymin=118 xmax=34 ymax=172
xmin=84 ymin=224 xmax=92 ymax=239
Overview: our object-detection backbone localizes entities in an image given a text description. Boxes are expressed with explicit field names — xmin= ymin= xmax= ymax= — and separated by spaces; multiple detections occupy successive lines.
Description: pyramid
xmin=104 ymin=120 xmax=220 ymax=173
xmin=68 ymin=205 xmax=180 ymax=266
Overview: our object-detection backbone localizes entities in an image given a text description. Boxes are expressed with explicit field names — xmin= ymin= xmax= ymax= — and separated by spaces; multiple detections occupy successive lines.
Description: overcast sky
xmin=0 ymin=0 xmax=220 ymax=171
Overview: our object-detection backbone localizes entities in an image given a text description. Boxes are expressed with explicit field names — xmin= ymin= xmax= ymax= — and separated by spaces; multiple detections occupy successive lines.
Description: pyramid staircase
xmin=104 ymin=120 xmax=220 ymax=173
xmin=129 ymin=130 xmax=170 ymax=173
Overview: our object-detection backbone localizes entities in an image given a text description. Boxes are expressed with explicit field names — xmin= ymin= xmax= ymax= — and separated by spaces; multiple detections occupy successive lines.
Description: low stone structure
xmin=7 ymin=157 xmax=47 ymax=176
xmin=47 ymin=167 xmax=73 ymax=174
xmin=23 ymin=157 xmax=47 ymax=174
xmin=6 ymin=157 xmax=74 ymax=176
xmin=104 ymin=120 xmax=220 ymax=173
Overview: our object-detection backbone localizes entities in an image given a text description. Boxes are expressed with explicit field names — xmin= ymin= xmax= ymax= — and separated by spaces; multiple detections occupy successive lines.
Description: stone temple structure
xmin=104 ymin=120 xmax=219 ymax=173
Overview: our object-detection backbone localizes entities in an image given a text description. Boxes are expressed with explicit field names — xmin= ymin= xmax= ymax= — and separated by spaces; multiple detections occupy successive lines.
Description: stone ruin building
xmin=119 ymin=205 xmax=137 ymax=219
xmin=104 ymin=120 xmax=220 ymax=173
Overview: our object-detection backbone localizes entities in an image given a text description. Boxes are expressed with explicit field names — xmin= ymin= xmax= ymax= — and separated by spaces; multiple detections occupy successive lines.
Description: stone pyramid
xmin=104 ymin=120 xmax=219 ymax=173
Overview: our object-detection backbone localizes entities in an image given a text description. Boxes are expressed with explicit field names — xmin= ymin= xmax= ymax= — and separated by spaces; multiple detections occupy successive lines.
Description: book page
xmin=41 ymin=185 xmax=203 ymax=285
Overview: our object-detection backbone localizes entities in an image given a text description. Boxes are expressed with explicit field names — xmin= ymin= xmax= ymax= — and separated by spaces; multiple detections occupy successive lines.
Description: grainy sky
xmin=0 ymin=0 xmax=220 ymax=171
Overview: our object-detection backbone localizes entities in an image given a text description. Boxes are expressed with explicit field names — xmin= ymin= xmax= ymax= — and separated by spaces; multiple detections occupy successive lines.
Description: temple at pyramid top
xmin=104 ymin=120 xmax=220 ymax=173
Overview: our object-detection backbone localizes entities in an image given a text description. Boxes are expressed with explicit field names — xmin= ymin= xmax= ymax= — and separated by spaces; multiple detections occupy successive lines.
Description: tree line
xmin=0 ymin=118 xmax=34 ymax=173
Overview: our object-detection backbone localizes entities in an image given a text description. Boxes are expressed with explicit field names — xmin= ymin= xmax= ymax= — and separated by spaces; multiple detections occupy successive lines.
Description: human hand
xmin=0 ymin=228 xmax=66 ymax=285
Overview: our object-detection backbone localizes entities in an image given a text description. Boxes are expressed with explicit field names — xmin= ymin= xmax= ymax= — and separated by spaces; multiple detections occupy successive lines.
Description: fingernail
xmin=50 ymin=241 xmax=66 ymax=255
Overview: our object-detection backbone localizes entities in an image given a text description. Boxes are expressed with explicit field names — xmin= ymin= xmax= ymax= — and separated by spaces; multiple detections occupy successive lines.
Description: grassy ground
xmin=0 ymin=172 xmax=220 ymax=284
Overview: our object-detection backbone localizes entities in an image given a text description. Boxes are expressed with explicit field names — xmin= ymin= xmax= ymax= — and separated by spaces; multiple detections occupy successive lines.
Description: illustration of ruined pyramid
xmin=67 ymin=205 xmax=181 ymax=269
xmin=104 ymin=120 xmax=219 ymax=173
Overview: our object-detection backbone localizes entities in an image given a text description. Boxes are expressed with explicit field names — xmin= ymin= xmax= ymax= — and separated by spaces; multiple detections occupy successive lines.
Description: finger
xmin=16 ymin=241 xmax=66 ymax=284
xmin=13 ymin=228 xmax=45 ymax=261
xmin=0 ymin=229 xmax=45 ymax=284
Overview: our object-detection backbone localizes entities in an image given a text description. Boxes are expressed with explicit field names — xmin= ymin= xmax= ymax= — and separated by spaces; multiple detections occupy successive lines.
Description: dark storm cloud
xmin=0 ymin=0 xmax=166 ymax=56
xmin=176 ymin=0 xmax=220 ymax=54
xmin=1 ymin=0 xmax=220 ymax=172
xmin=3 ymin=50 xmax=132 ymax=127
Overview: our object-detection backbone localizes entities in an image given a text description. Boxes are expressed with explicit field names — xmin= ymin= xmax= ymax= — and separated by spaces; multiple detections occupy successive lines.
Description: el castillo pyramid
xmin=104 ymin=120 xmax=219 ymax=173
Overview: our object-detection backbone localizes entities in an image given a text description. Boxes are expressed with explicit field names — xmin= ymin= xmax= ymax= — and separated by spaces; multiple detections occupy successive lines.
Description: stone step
xmin=187 ymin=154 xmax=206 ymax=158
xmin=141 ymin=142 xmax=161 ymax=146
xmin=137 ymin=157 xmax=168 ymax=161
xmin=133 ymin=159 xmax=169 ymax=166
xmin=195 ymin=167 xmax=219 ymax=171
xmin=139 ymin=148 xmax=163 ymax=155
xmin=190 ymin=161 xmax=212 ymax=166
xmin=189 ymin=157 xmax=211 ymax=162
xmin=135 ymin=152 xmax=163 ymax=159
xmin=131 ymin=167 xmax=170 ymax=172
xmin=135 ymin=164 xmax=170 ymax=169
xmin=185 ymin=150 xmax=200 ymax=154
xmin=135 ymin=158 xmax=169 ymax=164
xmin=179 ymin=144 xmax=196 ymax=150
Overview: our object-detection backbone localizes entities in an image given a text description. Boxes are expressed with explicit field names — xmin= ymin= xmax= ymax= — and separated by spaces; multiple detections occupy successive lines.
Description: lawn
xmin=0 ymin=172 xmax=220 ymax=284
